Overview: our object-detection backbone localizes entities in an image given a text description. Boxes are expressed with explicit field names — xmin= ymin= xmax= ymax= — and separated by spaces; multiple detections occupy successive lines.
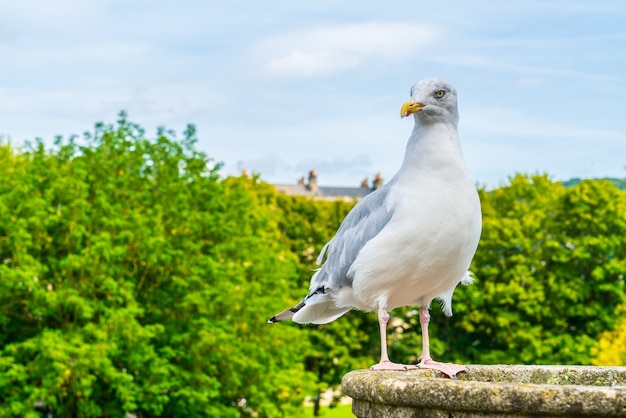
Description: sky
xmin=1 ymin=1 xmax=625 ymax=188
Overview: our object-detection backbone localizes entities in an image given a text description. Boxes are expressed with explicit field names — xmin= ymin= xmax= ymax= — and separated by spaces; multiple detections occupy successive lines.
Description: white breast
xmin=346 ymin=125 xmax=482 ymax=312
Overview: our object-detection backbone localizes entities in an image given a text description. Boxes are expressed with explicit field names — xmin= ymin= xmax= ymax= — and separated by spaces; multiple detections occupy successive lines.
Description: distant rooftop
xmin=272 ymin=170 xmax=383 ymax=200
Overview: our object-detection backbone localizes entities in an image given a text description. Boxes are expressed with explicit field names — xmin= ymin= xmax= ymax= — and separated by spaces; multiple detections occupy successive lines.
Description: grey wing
xmin=309 ymin=183 xmax=394 ymax=291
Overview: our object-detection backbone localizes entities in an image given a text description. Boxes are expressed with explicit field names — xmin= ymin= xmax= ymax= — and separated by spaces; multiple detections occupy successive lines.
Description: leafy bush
xmin=1 ymin=114 xmax=624 ymax=416
xmin=0 ymin=114 xmax=313 ymax=417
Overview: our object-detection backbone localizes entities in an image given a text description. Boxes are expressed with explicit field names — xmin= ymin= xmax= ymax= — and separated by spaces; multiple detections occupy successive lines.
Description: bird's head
xmin=400 ymin=78 xmax=458 ymax=126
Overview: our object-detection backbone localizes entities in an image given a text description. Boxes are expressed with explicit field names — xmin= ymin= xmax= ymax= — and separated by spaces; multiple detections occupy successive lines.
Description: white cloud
xmin=259 ymin=21 xmax=445 ymax=78
xmin=267 ymin=50 xmax=361 ymax=78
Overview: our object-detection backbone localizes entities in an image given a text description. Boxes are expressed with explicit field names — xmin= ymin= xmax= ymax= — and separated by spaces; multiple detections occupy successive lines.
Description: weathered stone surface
xmin=342 ymin=365 xmax=626 ymax=417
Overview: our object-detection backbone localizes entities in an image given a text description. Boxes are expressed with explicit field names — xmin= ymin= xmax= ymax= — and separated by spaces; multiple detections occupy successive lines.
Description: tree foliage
xmin=0 ymin=114 xmax=313 ymax=417
xmin=593 ymin=303 xmax=626 ymax=366
xmin=1 ymin=114 xmax=625 ymax=417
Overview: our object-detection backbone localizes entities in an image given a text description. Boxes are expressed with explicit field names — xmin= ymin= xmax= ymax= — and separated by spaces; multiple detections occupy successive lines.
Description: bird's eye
xmin=435 ymin=90 xmax=446 ymax=98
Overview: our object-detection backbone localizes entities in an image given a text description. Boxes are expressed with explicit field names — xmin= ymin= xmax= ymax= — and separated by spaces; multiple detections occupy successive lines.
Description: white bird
xmin=268 ymin=78 xmax=482 ymax=378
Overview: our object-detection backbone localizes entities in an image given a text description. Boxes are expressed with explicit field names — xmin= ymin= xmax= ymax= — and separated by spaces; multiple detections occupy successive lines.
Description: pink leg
xmin=370 ymin=304 xmax=417 ymax=371
xmin=417 ymin=306 xmax=467 ymax=378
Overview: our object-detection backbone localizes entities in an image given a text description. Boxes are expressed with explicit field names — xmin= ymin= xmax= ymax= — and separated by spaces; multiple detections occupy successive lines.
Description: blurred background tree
xmin=0 ymin=114 xmax=314 ymax=417
xmin=593 ymin=303 xmax=626 ymax=366
xmin=1 ymin=114 xmax=625 ymax=417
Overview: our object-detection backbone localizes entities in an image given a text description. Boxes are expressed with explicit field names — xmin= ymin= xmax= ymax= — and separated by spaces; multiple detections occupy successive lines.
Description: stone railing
xmin=342 ymin=365 xmax=626 ymax=417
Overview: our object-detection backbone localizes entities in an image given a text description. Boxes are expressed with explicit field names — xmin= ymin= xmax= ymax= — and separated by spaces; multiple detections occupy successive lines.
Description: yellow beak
xmin=400 ymin=99 xmax=425 ymax=118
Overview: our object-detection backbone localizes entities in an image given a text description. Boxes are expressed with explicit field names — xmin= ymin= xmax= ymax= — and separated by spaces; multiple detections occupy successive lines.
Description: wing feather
xmin=310 ymin=181 xmax=395 ymax=291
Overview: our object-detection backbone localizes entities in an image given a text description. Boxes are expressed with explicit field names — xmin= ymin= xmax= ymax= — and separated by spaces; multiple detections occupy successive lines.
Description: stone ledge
xmin=341 ymin=365 xmax=626 ymax=417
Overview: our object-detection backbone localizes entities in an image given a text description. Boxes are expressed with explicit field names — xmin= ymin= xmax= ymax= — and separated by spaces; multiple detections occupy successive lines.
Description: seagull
xmin=268 ymin=78 xmax=482 ymax=378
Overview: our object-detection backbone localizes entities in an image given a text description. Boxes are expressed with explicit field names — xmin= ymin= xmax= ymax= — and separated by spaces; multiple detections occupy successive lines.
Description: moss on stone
xmin=342 ymin=365 xmax=626 ymax=417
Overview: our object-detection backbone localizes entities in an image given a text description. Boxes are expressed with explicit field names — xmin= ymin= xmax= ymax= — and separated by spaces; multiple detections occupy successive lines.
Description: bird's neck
xmin=399 ymin=122 xmax=468 ymax=180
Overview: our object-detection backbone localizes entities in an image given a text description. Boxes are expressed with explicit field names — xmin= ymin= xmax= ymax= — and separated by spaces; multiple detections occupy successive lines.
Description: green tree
xmin=3 ymin=115 xmax=625 ymax=417
xmin=593 ymin=302 xmax=626 ymax=366
xmin=0 ymin=114 xmax=314 ymax=417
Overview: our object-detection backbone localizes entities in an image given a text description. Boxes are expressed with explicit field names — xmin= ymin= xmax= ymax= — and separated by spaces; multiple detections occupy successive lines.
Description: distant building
xmin=272 ymin=170 xmax=383 ymax=201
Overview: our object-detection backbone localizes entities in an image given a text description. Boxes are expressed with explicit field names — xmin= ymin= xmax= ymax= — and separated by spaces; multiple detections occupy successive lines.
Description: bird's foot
xmin=370 ymin=360 xmax=419 ymax=371
xmin=417 ymin=359 xmax=467 ymax=379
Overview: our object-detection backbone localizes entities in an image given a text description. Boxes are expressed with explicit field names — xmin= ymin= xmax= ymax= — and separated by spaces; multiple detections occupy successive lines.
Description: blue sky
xmin=1 ymin=1 xmax=625 ymax=188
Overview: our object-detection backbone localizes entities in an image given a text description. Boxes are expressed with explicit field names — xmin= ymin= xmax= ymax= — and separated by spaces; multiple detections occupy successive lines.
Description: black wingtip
xmin=267 ymin=292 xmax=316 ymax=324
